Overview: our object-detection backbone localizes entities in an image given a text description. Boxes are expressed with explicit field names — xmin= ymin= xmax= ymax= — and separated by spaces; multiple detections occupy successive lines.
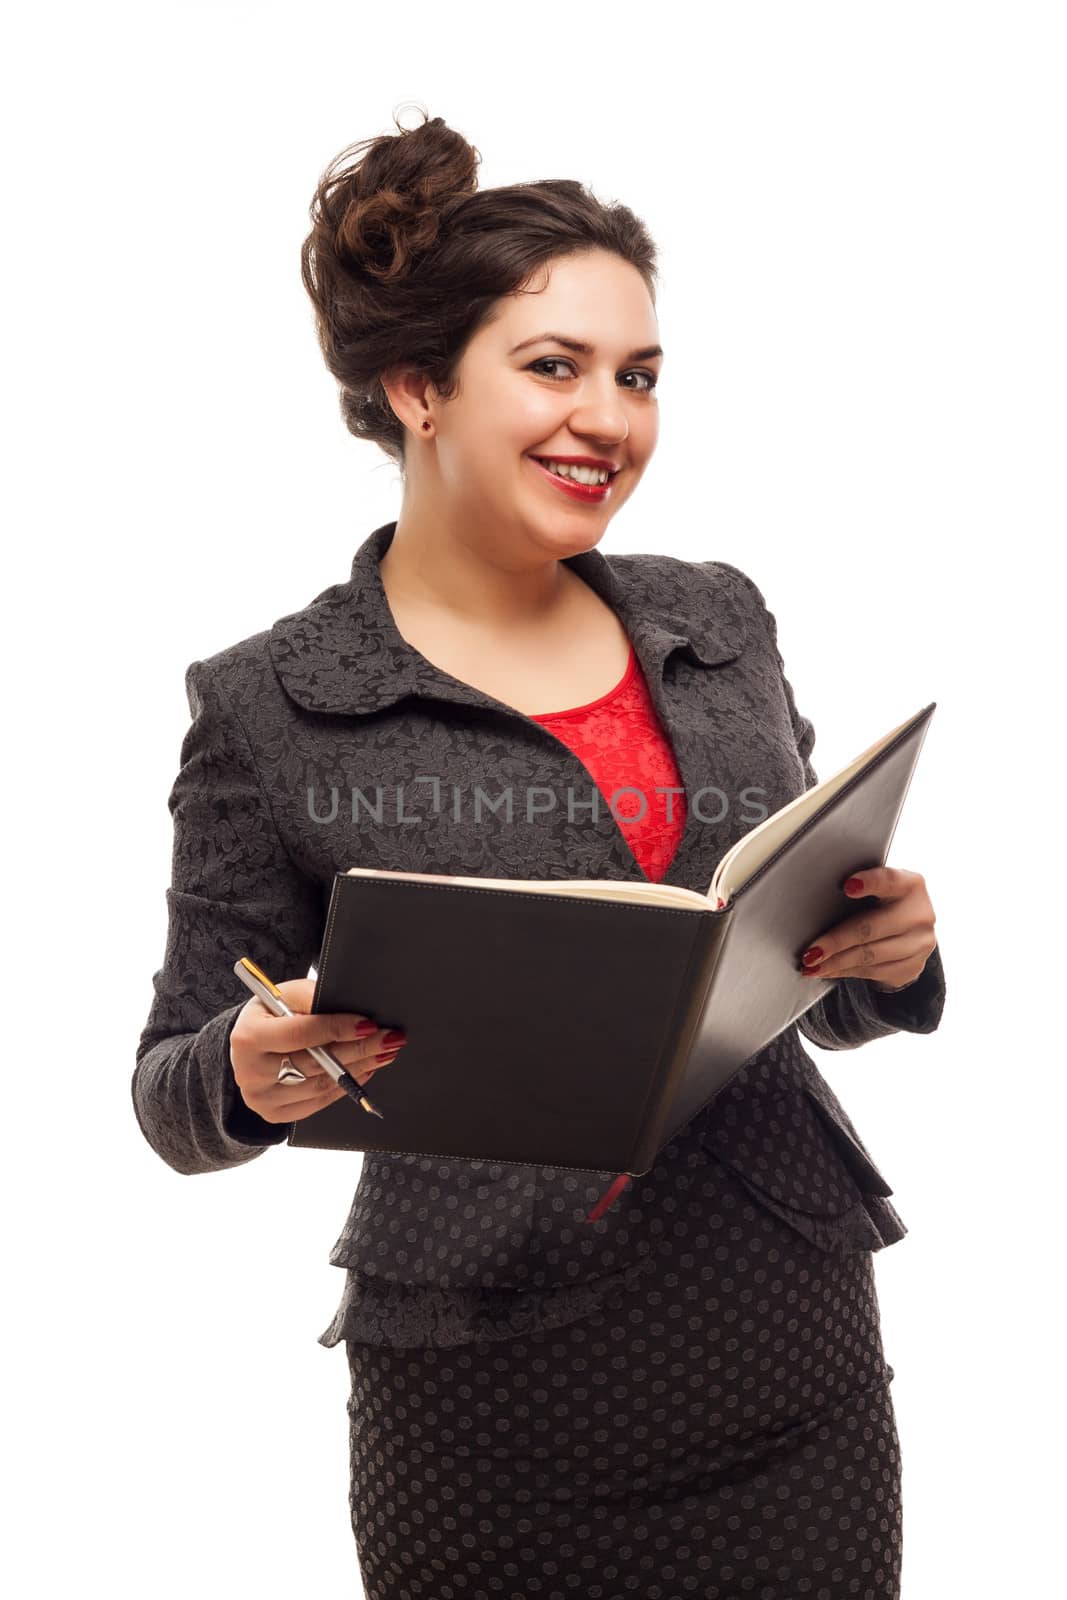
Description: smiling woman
xmin=136 ymin=101 xmax=943 ymax=1600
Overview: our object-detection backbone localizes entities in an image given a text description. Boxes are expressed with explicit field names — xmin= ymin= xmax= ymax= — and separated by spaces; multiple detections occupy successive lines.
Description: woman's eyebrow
xmin=509 ymin=332 xmax=664 ymax=361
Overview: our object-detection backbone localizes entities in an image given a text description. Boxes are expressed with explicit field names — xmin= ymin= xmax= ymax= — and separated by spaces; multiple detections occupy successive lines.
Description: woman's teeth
xmin=537 ymin=459 xmax=611 ymax=486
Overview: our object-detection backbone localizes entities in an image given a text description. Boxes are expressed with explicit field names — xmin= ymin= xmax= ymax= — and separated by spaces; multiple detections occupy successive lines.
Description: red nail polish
xmin=802 ymin=947 xmax=824 ymax=965
xmin=845 ymin=877 xmax=865 ymax=894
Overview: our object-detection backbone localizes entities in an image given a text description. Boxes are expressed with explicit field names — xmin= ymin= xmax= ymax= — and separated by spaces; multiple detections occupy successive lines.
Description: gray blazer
xmin=134 ymin=519 xmax=946 ymax=1350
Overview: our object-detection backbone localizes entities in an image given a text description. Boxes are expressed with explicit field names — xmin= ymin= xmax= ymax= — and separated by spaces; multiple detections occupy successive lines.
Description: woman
xmin=134 ymin=110 xmax=945 ymax=1599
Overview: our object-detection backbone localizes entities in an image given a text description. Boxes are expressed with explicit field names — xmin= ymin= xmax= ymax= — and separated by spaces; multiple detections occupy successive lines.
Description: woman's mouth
xmin=527 ymin=456 xmax=617 ymax=504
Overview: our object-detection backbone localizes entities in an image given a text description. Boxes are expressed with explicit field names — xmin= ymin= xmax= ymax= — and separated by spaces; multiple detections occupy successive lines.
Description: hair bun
xmin=322 ymin=109 xmax=479 ymax=284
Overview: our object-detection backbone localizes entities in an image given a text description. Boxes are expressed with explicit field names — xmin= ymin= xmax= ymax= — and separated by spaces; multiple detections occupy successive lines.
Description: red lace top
xmin=529 ymin=638 xmax=687 ymax=1221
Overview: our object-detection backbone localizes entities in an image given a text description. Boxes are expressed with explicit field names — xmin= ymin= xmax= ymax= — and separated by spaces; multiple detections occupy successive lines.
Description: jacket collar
xmin=269 ymin=520 xmax=745 ymax=718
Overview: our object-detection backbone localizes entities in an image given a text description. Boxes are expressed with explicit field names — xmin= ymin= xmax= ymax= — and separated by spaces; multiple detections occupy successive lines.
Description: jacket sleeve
xmin=728 ymin=566 xmax=946 ymax=1051
xmin=133 ymin=659 xmax=325 ymax=1175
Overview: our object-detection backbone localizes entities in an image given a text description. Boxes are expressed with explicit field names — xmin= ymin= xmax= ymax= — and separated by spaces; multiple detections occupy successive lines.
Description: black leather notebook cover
xmin=288 ymin=703 xmax=936 ymax=1172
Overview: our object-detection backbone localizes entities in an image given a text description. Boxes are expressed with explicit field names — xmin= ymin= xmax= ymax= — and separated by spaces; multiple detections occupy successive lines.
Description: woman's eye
xmin=527 ymin=358 xmax=657 ymax=392
xmin=622 ymin=371 xmax=658 ymax=393
xmin=528 ymin=358 xmax=574 ymax=381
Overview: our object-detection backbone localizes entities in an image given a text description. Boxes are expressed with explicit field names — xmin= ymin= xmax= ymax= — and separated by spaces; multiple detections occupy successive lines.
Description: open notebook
xmin=289 ymin=702 xmax=936 ymax=1173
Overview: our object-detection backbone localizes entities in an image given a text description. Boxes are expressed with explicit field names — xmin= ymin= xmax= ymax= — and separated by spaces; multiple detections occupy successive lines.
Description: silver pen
xmin=233 ymin=956 xmax=384 ymax=1119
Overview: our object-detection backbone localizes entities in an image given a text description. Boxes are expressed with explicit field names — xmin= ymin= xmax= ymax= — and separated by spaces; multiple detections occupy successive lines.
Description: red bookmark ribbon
xmin=586 ymin=1172 xmax=633 ymax=1222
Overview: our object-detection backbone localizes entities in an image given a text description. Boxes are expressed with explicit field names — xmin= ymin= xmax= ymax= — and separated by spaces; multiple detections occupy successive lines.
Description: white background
xmin=5 ymin=3 xmax=1062 ymax=1595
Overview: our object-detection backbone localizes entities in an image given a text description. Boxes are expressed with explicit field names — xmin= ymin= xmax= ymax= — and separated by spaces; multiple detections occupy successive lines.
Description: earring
xmin=422 ymin=420 xmax=432 ymax=431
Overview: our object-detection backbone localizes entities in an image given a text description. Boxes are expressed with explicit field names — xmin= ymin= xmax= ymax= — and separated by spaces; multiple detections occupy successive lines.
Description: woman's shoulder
xmin=184 ymin=625 xmax=274 ymax=721
xmin=188 ymin=572 xmax=351 ymax=706
xmin=609 ymin=548 xmax=775 ymax=631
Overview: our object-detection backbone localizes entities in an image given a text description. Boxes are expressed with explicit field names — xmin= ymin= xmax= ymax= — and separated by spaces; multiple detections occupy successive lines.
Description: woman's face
xmin=396 ymin=248 xmax=662 ymax=558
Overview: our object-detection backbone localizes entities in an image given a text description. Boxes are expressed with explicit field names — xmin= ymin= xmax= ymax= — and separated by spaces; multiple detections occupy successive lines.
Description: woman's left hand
xmin=799 ymin=866 xmax=938 ymax=994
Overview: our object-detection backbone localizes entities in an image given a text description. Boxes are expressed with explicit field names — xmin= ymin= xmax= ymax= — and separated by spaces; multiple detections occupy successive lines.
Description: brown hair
xmin=299 ymin=105 xmax=659 ymax=473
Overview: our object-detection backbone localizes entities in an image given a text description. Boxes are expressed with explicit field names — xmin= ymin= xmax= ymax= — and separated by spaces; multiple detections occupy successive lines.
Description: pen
xmin=233 ymin=956 xmax=385 ymax=1119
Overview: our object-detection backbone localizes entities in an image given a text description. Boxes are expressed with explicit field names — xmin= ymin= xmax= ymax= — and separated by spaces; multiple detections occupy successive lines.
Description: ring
xmin=276 ymin=1056 xmax=307 ymax=1085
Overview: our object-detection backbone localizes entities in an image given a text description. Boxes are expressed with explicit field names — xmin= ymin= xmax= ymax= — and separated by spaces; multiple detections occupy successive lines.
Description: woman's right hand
xmin=229 ymin=978 xmax=406 ymax=1124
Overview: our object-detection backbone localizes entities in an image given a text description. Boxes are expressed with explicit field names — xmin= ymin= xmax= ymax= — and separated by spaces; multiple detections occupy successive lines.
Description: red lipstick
xmin=528 ymin=456 xmax=617 ymax=504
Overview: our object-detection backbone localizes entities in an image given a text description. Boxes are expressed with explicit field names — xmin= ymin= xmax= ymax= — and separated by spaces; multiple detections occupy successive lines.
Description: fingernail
xmin=802 ymin=947 xmax=824 ymax=965
xmin=844 ymin=878 xmax=865 ymax=894
xmin=381 ymin=1029 xmax=407 ymax=1046
xmin=800 ymin=965 xmax=823 ymax=976
xmin=374 ymin=1048 xmax=401 ymax=1064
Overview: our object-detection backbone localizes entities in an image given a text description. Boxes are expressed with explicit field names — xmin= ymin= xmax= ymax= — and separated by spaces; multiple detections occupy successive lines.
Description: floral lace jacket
xmin=133 ymin=520 xmax=946 ymax=1350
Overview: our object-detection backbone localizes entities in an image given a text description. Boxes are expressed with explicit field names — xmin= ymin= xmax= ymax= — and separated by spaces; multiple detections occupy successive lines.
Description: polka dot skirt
xmin=343 ymin=1157 xmax=902 ymax=1599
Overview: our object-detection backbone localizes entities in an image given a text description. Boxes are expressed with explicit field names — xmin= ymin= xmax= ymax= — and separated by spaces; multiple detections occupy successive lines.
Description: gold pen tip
xmin=237 ymin=956 xmax=283 ymax=999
